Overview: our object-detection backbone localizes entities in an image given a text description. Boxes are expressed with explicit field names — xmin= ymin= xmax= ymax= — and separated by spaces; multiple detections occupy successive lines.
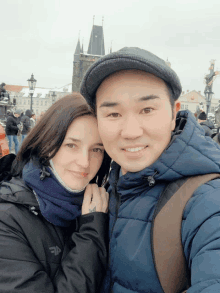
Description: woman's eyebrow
xmin=65 ymin=138 xmax=104 ymax=147
xmin=65 ymin=138 xmax=81 ymax=142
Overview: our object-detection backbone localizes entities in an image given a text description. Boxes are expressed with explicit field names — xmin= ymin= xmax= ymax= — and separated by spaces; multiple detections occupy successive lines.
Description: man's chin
xmin=121 ymin=163 xmax=151 ymax=175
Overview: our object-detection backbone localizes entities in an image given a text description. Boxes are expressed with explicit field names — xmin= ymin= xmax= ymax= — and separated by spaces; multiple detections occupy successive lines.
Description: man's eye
xmin=93 ymin=148 xmax=104 ymax=153
xmin=107 ymin=113 xmax=120 ymax=118
xmin=142 ymin=108 xmax=153 ymax=114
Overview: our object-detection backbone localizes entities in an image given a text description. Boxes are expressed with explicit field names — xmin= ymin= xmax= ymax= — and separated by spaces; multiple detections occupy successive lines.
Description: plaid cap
xmin=80 ymin=47 xmax=182 ymax=109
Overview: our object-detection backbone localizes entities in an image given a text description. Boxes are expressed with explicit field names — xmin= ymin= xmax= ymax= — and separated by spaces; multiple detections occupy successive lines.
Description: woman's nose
xmin=76 ymin=150 xmax=90 ymax=169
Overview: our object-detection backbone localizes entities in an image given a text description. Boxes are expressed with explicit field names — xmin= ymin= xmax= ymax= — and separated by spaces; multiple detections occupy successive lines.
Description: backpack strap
xmin=151 ymin=173 xmax=220 ymax=293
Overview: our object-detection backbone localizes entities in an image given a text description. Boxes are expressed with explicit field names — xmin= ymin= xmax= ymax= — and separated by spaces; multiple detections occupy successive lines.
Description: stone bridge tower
xmin=72 ymin=20 xmax=105 ymax=92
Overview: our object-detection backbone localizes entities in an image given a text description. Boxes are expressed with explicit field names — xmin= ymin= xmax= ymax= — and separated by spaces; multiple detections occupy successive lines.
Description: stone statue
xmin=204 ymin=60 xmax=219 ymax=115
xmin=204 ymin=64 xmax=219 ymax=95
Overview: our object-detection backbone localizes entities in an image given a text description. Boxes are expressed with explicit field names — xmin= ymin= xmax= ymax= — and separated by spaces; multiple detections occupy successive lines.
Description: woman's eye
xmin=107 ymin=113 xmax=120 ymax=118
xmin=142 ymin=108 xmax=153 ymax=114
xmin=66 ymin=144 xmax=76 ymax=149
xmin=93 ymin=148 xmax=104 ymax=153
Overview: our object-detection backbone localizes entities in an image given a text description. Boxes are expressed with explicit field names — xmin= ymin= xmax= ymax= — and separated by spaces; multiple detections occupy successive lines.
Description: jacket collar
xmin=0 ymin=177 xmax=39 ymax=208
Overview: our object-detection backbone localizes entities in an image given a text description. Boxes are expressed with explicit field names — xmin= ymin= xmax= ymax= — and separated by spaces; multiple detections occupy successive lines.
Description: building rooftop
xmin=5 ymin=83 xmax=72 ymax=99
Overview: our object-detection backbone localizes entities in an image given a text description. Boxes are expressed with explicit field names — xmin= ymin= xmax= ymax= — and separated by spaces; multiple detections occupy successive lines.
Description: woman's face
xmin=52 ymin=115 xmax=104 ymax=190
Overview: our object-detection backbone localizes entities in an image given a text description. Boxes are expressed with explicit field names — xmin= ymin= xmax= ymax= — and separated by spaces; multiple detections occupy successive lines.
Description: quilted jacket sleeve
xmin=54 ymin=212 xmax=109 ymax=293
xmin=0 ymin=207 xmax=108 ymax=293
xmin=182 ymin=179 xmax=220 ymax=293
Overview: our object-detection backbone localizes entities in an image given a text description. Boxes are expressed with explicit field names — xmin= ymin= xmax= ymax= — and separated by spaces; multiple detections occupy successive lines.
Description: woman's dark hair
xmin=11 ymin=93 xmax=111 ymax=186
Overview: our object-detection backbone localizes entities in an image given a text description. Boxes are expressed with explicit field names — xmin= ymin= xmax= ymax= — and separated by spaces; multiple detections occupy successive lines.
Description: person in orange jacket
xmin=0 ymin=124 xmax=9 ymax=158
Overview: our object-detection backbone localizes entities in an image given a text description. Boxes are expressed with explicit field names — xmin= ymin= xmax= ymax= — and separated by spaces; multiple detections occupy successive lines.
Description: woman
xmin=30 ymin=112 xmax=36 ymax=129
xmin=0 ymin=93 xmax=111 ymax=293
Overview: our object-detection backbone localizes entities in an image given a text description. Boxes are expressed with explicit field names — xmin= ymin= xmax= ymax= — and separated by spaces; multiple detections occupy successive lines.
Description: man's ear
xmin=171 ymin=101 xmax=181 ymax=131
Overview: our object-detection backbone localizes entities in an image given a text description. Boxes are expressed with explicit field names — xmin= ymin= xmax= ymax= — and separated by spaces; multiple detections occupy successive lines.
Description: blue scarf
xmin=22 ymin=158 xmax=85 ymax=227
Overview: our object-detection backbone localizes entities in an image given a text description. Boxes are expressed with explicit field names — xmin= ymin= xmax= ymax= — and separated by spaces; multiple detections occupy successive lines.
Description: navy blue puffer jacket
xmin=102 ymin=110 xmax=220 ymax=293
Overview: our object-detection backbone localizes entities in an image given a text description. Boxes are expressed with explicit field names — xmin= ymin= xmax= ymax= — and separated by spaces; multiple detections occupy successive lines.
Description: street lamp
xmin=51 ymin=91 xmax=56 ymax=104
xmin=27 ymin=73 xmax=37 ymax=112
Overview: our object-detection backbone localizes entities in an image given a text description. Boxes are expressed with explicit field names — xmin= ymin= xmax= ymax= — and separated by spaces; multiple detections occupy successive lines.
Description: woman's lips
xmin=81 ymin=172 xmax=89 ymax=177
xmin=68 ymin=171 xmax=89 ymax=178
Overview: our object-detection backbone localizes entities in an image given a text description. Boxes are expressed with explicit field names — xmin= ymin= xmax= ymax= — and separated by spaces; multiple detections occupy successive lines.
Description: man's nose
xmin=121 ymin=115 xmax=143 ymax=139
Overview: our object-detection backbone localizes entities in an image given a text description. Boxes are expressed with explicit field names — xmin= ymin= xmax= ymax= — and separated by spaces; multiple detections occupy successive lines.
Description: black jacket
xmin=5 ymin=114 xmax=19 ymax=135
xmin=200 ymin=120 xmax=215 ymax=137
xmin=21 ymin=110 xmax=32 ymax=134
xmin=0 ymin=177 xmax=108 ymax=293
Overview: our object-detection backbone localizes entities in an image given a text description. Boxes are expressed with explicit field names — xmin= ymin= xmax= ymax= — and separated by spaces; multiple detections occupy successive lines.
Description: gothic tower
xmin=72 ymin=20 xmax=106 ymax=92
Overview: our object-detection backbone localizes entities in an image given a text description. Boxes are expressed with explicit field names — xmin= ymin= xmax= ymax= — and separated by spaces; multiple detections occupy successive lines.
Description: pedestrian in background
xmin=5 ymin=109 xmax=22 ymax=154
xmin=21 ymin=109 xmax=32 ymax=143
xmin=30 ymin=113 xmax=36 ymax=129
xmin=198 ymin=111 xmax=215 ymax=137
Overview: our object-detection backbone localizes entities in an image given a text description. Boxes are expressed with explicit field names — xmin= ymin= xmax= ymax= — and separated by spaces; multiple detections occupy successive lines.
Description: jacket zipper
xmin=108 ymin=180 xmax=121 ymax=293
xmin=108 ymin=170 xmax=158 ymax=292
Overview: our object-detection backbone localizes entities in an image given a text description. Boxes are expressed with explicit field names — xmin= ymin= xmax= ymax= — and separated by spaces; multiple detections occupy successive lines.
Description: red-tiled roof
xmin=5 ymin=85 xmax=29 ymax=93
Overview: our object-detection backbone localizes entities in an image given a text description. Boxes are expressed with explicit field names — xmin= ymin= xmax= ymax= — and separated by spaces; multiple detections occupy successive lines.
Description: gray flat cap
xmin=80 ymin=47 xmax=182 ymax=109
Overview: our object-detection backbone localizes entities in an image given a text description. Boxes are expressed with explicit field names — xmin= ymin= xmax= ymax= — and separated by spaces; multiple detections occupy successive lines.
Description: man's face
xmin=96 ymin=70 xmax=181 ymax=175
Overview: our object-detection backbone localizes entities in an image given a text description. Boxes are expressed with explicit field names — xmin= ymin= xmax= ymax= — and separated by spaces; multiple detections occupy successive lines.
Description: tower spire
xmin=87 ymin=17 xmax=105 ymax=55
xmin=74 ymin=33 xmax=81 ymax=62
xmin=81 ymin=38 xmax=84 ymax=53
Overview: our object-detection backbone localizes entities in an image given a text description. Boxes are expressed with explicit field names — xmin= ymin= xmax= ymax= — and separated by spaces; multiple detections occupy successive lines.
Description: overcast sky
xmin=1 ymin=0 xmax=220 ymax=99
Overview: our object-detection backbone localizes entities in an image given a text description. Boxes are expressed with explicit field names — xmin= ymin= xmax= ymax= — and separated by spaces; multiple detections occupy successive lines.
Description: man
xmin=5 ymin=109 xmax=22 ymax=154
xmin=198 ymin=111 xmax=214 ymax=137
xmin=80 ymin=47 xmax=220 ymax=292
xmin=21 ymin=109 xmax=32 ymax=143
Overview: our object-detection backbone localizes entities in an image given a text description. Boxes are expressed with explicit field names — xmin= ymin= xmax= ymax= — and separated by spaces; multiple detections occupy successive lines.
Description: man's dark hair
xmin=11 ymin=93 xmax=111 ymax=186
xmin=165 ymin=82 xmax=176 ymax=119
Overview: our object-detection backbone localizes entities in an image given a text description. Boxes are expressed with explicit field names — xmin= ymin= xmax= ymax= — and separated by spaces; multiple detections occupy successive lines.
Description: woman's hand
xmin=82 ymin=184 xmax=109 ymax=215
